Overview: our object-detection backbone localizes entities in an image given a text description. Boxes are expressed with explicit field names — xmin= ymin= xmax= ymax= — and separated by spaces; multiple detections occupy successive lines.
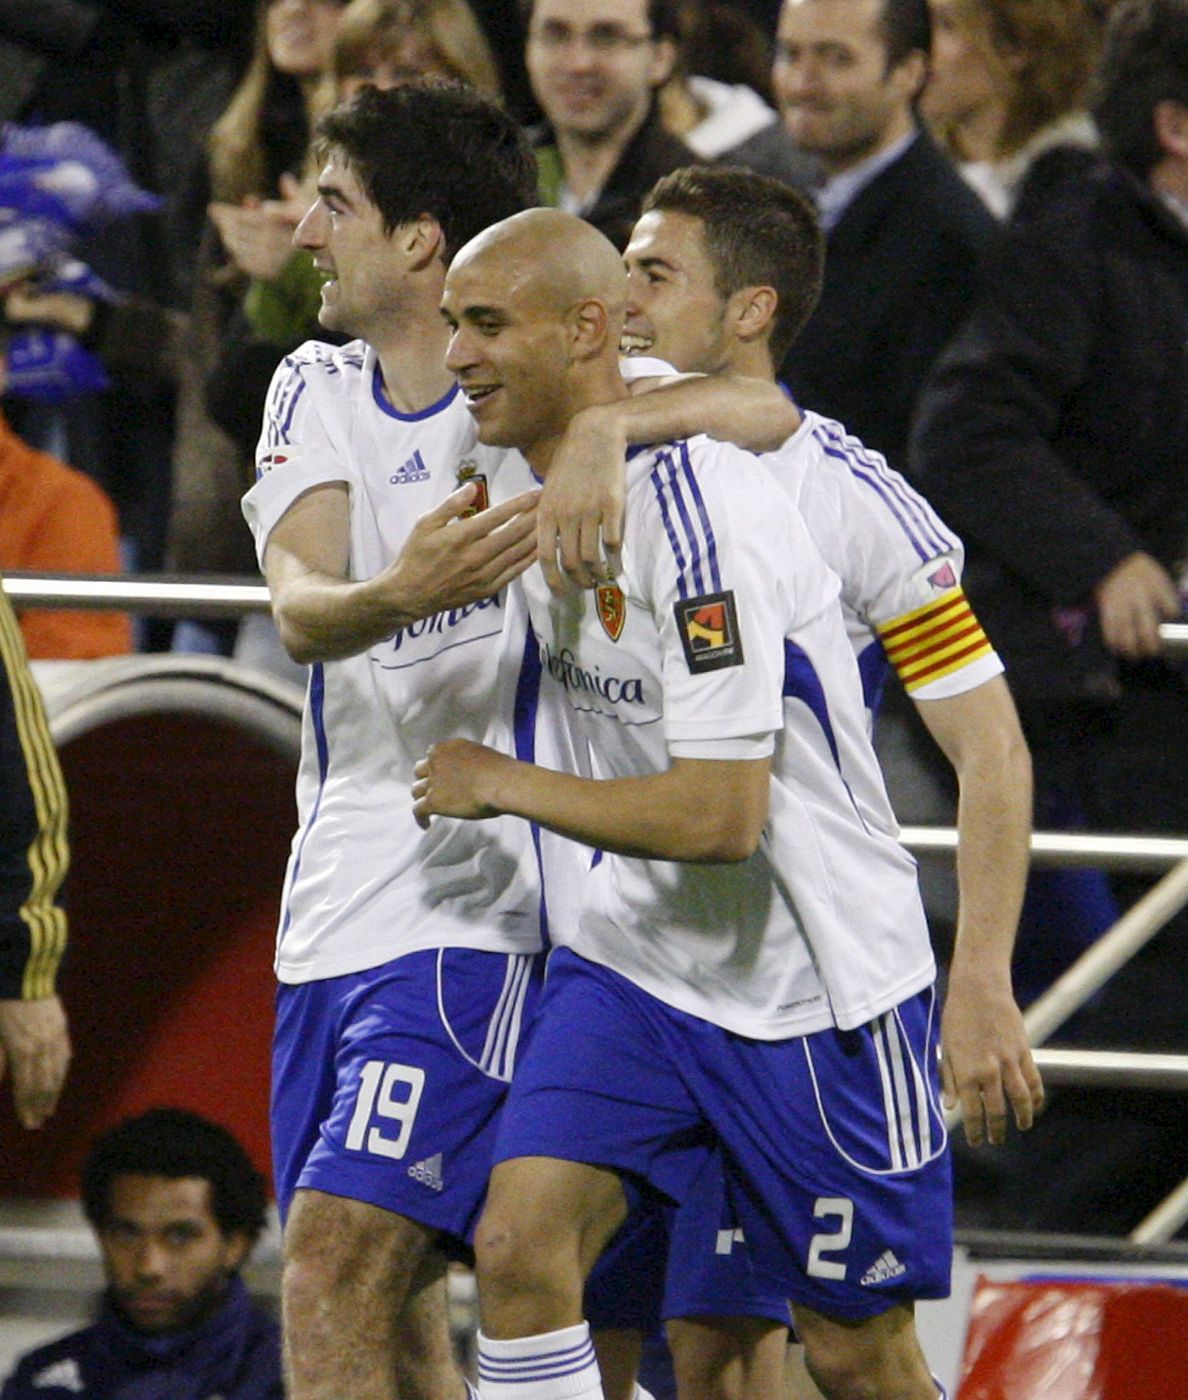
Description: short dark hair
xmin=313 ymin=81 xmax=537 ymax=260
xmin=641 ymin=166 xmax=824 ymax=363
xmin=877 ymin=0 xmax=933 ymax=72
xmin=1092 ymin=0 xmax=1188 ymax=177
xmin=520 ymin=0 xmax=682 ymax=44
xmin=81 ymin=1108 xmax=268 ymax=1245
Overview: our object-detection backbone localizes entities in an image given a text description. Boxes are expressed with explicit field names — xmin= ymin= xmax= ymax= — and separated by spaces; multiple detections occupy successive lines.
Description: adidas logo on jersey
xmin=408 ymin=1153 xmax=444 ymax=1191
xmin=390 ymin=450 xmax=431 ymax=485
xmin=860 ymin=1249 xmax=907 ymax=1286
xmin=31 ymin=1358 xmax=85 ymax=1392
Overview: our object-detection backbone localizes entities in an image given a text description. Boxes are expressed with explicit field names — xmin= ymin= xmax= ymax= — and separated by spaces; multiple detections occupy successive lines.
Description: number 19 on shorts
xmin=345 ymin=1060 xmax=425 ymax=1160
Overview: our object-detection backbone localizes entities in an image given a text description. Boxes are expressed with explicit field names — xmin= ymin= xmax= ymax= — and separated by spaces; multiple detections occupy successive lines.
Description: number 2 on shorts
xmin=807 ymin=1196 xmax=854 ymax=1280
xmin=344 ymin=1059 xmax=426 ymax=1160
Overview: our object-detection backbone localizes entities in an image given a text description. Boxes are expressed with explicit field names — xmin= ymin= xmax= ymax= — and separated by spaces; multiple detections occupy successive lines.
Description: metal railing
xmin=5 ymin=572 xmax=1187 ymax=1246
xmin=2 ymin=573 xmax=1186 ymax=653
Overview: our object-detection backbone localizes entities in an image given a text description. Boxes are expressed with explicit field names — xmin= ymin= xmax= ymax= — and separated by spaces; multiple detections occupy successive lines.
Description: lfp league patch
xmin=675 ymin=591 xmax=744 ymax=674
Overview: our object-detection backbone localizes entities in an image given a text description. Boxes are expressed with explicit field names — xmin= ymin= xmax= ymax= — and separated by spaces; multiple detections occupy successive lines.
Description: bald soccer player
xmin=416 ymin=208 xmax=953 ymax=1400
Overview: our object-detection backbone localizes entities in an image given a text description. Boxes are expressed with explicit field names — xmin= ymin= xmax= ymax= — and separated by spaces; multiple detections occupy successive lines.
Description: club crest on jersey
xmin=456 ymin=460 xmax=489 ymax=516
xmin=596 ymin=583 xmax=626 ymax=641
xmin=676 ymin=590 xmax=743 ymax=674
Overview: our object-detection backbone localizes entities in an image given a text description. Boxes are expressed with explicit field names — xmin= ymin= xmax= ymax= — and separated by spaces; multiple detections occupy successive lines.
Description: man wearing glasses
xmin=525 ymin=0 xmax=700 ymax=248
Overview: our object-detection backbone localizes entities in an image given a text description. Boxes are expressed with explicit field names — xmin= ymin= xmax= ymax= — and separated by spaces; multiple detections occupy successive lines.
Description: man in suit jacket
xmin=772 ymin=0 xmax=995 ymax=470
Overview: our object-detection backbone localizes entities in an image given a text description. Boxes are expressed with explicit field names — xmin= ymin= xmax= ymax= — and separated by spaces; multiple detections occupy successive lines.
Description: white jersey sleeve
xmin=242 ymin=340 xmax=364 ymax=567
xmin=630 ymin=438 xmax=813 ymax=752
xmin=765 ymin=411 xmax=1003 ymax=703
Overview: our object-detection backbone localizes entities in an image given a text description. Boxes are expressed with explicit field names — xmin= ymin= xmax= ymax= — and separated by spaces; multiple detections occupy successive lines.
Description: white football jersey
xmin=243 ymin=340 xmax=544 ymax=983
xmin=513 ymin=436 xmax=934 ymax=1039
xmin=762 ymin=410 xmax=1004 ymax=709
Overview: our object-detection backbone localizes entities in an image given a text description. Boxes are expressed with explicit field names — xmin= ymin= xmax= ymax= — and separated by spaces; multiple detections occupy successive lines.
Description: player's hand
xmin=412 ymin=740 xmax=512 ymax=829
xmin=380 ymin=484 xmax=540 ymax=618
xmin=940 ymin=975 xmax=1043 ymax=1147
xmin=538 ymin=408 xmax=626 ymax=594
xmin=0 ymin=995 xmax=71 ymax=1129
xmin=1094 ymin=551 xmax=1181 ymax=660
xmin=209 ymin=198 xmax=301 ymax=281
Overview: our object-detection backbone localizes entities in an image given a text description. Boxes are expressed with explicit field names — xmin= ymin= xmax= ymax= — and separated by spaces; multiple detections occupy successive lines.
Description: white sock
xmin=477 ymin=1323 xmax=604 ymax=1400
xmin=632 ymin=1387 xmax=657 ymax=1400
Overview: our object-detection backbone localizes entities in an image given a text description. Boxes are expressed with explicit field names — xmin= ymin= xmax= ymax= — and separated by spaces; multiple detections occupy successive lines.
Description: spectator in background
xmin=168 ymin=0 xmax=345 ymax=657
xmin=0 ymin=1106 xmax=281 ymax=1400
xmin=772 ymin=0 xmax=995 ymax=472
xmin=0 ymin=3 xmax=254 ymax=641
xmin=526 ymin=0 xmax=700 ymax=248
xmin=0 ymin=348 xmax=130 ymax=659
xmin=655 ymin=0 xmax=817 ymax=186
xmin=0 ymin=582 xmax=69 ymax=1130
xmin=334 ymin=0 xmax=504 ymax=97
xmin=922 ymin=0 xmax=1101 ymax=218
xmin=910 ymin=0 xmax=1188 ymax=1235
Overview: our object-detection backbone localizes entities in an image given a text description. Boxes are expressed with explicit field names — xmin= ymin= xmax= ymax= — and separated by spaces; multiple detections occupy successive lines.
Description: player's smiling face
xmin=622 ymin=209 xmax=733 ymax=374
xmin=442 ymin=257 xmax=572 ymax=459
xmin=293 ymin=153 xmax=411 ymax=340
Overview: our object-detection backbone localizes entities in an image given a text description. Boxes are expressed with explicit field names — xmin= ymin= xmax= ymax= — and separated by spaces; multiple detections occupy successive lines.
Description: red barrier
xmin=956 ymin=1276 xmax=1188 ymax=1399
xmin=0 ymin=709 xmax=295 ymax=1196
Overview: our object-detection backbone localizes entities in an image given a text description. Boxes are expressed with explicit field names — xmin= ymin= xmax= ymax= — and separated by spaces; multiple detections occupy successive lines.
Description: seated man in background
xmin=1 ymin=1107 xmax=282 ymax=1400
xmin=0 ymin=341 xmax=131 ymax=660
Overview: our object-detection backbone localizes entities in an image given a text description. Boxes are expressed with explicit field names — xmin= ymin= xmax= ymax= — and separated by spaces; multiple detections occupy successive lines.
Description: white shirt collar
xmin=814 ymin=128 xmax=918 ymax=232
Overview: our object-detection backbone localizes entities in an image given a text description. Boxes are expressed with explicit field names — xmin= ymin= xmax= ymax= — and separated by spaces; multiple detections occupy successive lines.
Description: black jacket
xmin=532 ymin=105 xmax=701 ymax=251
xmin=780 ymin=129 xmax=996 ymax=471
xmin=1 ymin=1278 xmax=282 ymax=1400
xmin=909 ymin=159 xmax=1188 ymax=702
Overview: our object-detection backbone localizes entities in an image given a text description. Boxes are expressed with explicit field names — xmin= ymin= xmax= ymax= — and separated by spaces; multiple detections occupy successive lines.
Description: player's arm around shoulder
xmin=537 ymin=372 xmax=800 ymax=591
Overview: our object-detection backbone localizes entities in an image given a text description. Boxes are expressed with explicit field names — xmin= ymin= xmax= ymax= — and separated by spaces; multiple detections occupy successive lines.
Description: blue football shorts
xmin=497 ymin=948 xmax=951 ymax=1321
xmin=272 ymin=947 xmax=543 ymax=1250
xmin=586 ymin=1149 xmax=793 ymax=1331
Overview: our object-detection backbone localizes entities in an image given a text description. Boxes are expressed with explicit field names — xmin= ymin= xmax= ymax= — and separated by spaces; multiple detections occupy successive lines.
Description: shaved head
xmin=452 ymin=208 xmax=628 ymax=325
xmin=443 ymin=209 xmax=630 ymax=468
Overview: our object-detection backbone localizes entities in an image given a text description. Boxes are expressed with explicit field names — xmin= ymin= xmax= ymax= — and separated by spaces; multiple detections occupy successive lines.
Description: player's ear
xmin=566 ymin=297 xmax=613 ymax=361
xmin=728 ymin=285 xmax=778 ymax=345
xmin=403 ymin=214 xmax=446 ymax=270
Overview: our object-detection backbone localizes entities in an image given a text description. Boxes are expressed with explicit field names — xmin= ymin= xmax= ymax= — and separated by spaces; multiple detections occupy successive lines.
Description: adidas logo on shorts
xmin=408 ymin=1153 xmax=444 ymax=1191
xmin=860 ymin=1249 xmax=907 ymax=1286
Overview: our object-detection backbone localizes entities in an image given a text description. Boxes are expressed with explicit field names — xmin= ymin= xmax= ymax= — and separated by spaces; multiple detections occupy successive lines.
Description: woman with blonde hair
xmin=332 ymin=0 xmax=503 ymax=100
xmin=923 ymin=0 xmax=1102 ymax=215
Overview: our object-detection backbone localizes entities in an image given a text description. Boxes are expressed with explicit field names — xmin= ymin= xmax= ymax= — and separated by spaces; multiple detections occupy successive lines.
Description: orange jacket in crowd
xmin=0 ymin=411 xmax=133 ymax=659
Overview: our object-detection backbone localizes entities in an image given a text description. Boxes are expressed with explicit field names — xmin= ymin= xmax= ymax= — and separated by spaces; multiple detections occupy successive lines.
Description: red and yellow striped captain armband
xmin=876 ymin=587 xmax=995 ymax=694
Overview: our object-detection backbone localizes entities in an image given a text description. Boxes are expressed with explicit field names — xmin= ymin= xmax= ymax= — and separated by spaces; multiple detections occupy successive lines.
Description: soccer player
xmin=244 ymin=84 xmax=806 ymax=1400
xmin=243 ymin=84 xmax=546 ymax=1400
xmin=417 ymin=205 xmax=957 ymax=1400
xmin=581 ymin=165 xmax=1042 ymax=1399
